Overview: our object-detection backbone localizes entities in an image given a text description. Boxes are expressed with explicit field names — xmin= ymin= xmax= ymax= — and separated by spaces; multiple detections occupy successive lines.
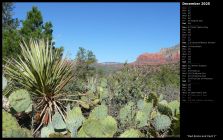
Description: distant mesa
xmin=132 ymin=44 xmax=180 ymax=65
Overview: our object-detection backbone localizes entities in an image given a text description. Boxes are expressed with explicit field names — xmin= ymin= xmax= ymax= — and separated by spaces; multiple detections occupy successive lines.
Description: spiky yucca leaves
xmin=4 ymin=39 xmax=76 ymax=135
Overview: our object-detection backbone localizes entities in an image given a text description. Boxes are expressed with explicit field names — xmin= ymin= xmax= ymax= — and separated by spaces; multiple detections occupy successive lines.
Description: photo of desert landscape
xmin=2 ymin=2 xmax=180 ymax=138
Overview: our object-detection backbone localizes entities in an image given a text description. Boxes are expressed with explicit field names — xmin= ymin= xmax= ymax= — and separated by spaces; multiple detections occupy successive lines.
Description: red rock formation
xmin=135 ymin=53 xmax=166 ymax=65
xmin=132 ymin=44 xmax=180 ymax=65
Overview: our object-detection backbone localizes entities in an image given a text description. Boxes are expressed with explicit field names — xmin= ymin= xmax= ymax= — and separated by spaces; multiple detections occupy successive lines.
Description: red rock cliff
xmin=133 ymin=44 xmax=180 ymax=65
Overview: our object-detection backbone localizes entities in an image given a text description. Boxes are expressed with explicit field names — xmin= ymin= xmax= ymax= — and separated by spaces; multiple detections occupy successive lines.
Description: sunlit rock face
xmin=133 ymin=44 xmax=180 ymax=65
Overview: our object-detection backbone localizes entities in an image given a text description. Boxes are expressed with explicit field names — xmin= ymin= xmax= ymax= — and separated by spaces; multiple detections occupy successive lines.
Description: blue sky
xmin=13 ymin=2 xmax=180 ymax=63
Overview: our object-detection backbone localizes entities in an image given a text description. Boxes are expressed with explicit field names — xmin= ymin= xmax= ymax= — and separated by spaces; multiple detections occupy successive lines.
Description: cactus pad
xmin=3 ymin=110 xmax=32 ymax=137
xmin=8 ymin=89 xmax=32 ymax=113
xmin=66 ymin=107 xmax=85 ymax=132
xmin=88 ymin=104 xmax=108 ymax=120
xmin=82 ymin=116 xmax=117 ymax=137
xmin=152 ymin=115 xmax=171 ymax=131
xmin=119 ymin=129 xmax=144 ymax=137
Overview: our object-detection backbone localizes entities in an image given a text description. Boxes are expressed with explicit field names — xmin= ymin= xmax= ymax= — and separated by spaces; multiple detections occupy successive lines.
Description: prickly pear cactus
xmin=3 ymin=110 xmax=32 ymax=138
xmin=66 ymin=107 xmax=85 ymax=132
xmin=70 ymin=127 xmax=78 ymax=138
xmin=168 ymin=100 xmax=180 ymax=116
xmin=52 ymin=111 xmax=66 ymax=130
xmin=135 ymin=100 xmax=153 ymax=127
xmin=3 ymin=109 xmax=20 ymax=131
xmin=88 ymin=104 xmax=108 ymax=120
xmin=119 ymin=129 xmax=144 ymax=138
xmin=97 ymin=85 xmax=109 ymax=102
xmin=119 ymin=101 xmax=135 ymax=125
xmin=77 ymin=127 xmax=90 ymax=137
xmin=25 ymin=104 xmax=32 ymax=113
xmin=152 ymin=115 xmax=171 ymax=131
xmin=8 ymin=89 xmax=32 ymax=113
xmin=135 ymin=111 xmax=147 ymax=128
xmin=41 ymin=122 xmax=55 ymax=138
xmin=80 ymin=116 xmax=117 ymax=137
xmin=3 ymin=128 xmax=32 ymax=138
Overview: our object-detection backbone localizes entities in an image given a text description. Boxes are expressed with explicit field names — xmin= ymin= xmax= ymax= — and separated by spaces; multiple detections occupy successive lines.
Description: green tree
xmin=43 ymin=22 xmax=53 ymax=41
xmin=3 ymin=5 xmax=64 ymax=62
xmin=20 ymin=6 xmax=43 ymax=42
xmin=75 ymin=47 xmax=97 ymax=81
xmin=20 ymin=6 xmax=63 ymax=55
xmin=2 ymin=2 xmax=20 ymax=61
xmin=2 ymin=2 xmax=19 ymax=30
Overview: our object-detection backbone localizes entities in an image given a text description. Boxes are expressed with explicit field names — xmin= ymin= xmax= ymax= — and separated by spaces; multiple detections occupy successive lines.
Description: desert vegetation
xmin=2 ymin=39 xmax=180 ymax=138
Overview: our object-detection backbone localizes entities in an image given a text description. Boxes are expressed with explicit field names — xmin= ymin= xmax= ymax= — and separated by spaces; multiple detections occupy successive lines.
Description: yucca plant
xmin=4 ymin=39 xmax=78 ymax=135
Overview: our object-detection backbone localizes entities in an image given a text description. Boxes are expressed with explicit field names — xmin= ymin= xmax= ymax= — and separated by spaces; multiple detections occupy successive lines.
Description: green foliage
xmin=2 ymin=3 xmax=18 ymax=29
xmin=3 ymin=5 xmax=64 ymax=62
xmin=8 ymin=89 xmax=32 ymax=112
xmin=157 ymin=103 xmax=173 ymax=117
xmin=97 ymin=79 xmax=109 ymax=102
xmin=2 ymin=2 xmax=20 ymax=61
xmin=156 ymin=66 xmax=180 ymax=87
xmin=119 ymin=129 xmax=144 ymax=138
xmin=145 ymin=92 xmax=158 ymax=107
xmin=152 ymin=115 xmax=171 ymax=131
xmin=85 ymin=77 xmax=97 ymax=93
xmin=75 ymin=47 xmax=97 ymax=81
xmin=2 ymin=110 xmax=32 ymax=138
xmin=3 ymin=29 xmax=21 ymax=61
xmin=146 ymin=64 xmax=180 ymax=101
xmin=20 ymin=6 xmax=45 ymax=42
xmin=108 ymin=66 xmax=145 ymax=105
